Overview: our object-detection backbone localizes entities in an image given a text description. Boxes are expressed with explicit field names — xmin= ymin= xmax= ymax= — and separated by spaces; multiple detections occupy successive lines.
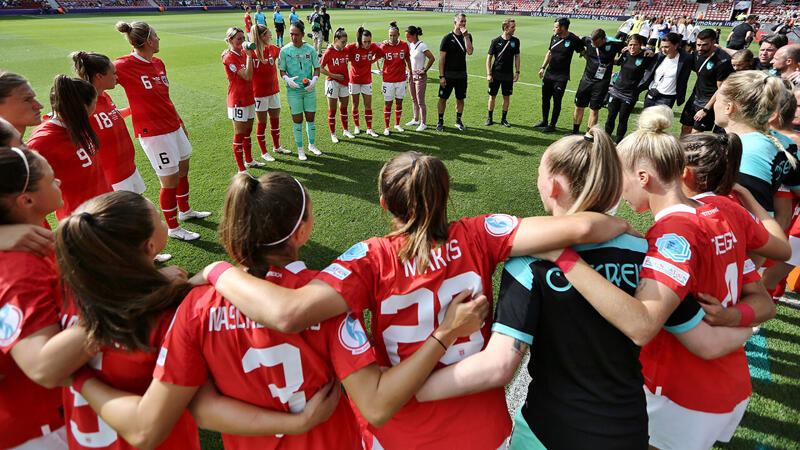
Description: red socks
xmin=233 ymin=133 xmax=245 ymax=171
xmin=395 ymin=105 xmax=402 ymax=126
xmin=269 ymin=117 xmax=281 ymax=149
xmin=352 ymin=108 xmax=360 ymax=127
xmin=365 ymin=109 xmax=373 ymax=129
xmin=177 ymin=176 xmax=190 ymax=212
xmin=328 ymin=109 xmax=336 ymax=133
xmin=340 ymin=106 xmax=349 ymax=130
xmin=159 ymin=187 xmax=178 ymax=229
xmin=243 ymin=136 xmax=253 ymax=163
xmin=256 ymin=122 xmax=268 ymax=154
xmin=383 ymin=106 xmax=391 ymax=128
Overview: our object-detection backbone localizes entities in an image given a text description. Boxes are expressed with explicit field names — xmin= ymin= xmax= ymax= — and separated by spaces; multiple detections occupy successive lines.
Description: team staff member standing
xmin=280 ymin=21 xmax=322 ymax=161
xmin=640 ymin=32 xmax=693 ymax=108
xmin=568 ymin=29 xmax=625 ymax=136
xmin=680 ymin=28 xmax=734 ymax=136
xmin=726 ymin=15 xmax=757 ymax=50
xmin=437 ymin=13 xmax=473 ymax=132
xmin=604 ymin=34 xmax=653 ymax=143
xmin=485 ymin=18 xmax=520 ymax=128
xmin=273 ymin=6 xmax=285 ymax=47
xmin=536 ymin=18 xmax=584 ymax=133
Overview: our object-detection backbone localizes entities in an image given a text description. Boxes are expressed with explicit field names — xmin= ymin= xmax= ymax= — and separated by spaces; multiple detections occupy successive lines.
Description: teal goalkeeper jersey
xmin=278 ymin=43 xmax=320 ymax=89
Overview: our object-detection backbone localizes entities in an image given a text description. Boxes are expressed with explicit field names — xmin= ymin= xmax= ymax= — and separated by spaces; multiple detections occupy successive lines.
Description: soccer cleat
xmin=501 ymin=119 xmax=511 ymax=128
xmin=416 ymin=123 xmax=427 ymax=131
xmin=178 ymin=209 xmax=211 ymax=221
xmin=485 ymin=119 xmax=494 ymax=126
xmin=454 ymin=122 xmax=466 ymax=131
xmin=383 ymin=128 xmax=391 ymax=136
xmin=542 ymin=125 xmax=556 ymax=133
xmin=353 ymin=126 xmax=361 ymax=135
xmin=237 ymin=169 xmax=250 ymax=175
xmin=273 ymin=146 xmax=291 ymax=154
xmin=343 ymin=130 xmax=355 ymax=138
xmin=308 ymin=144 xmax=322 ymax=155
xmin=406 ymin=119 xmax=420 ymax=126
xmin=154 ymin=253 xmax=172 ymax=263
xmin=394 ymin=125 xmax=404 ymax=132
xmin=533 ymin=120 xmax=548 ymax=128
xmin=297 ymin=148 xmax=307 ymax=161
xmin=244 ymin=160 xmax=266 ymax=168
xmin=331 ymin=133 xmax=340 ymax=143
xmin=366 ymin=128 xmax=379 ymax=137
xmin=261 ymin=152 xmax=276 ymax=162
xmin=168 ymin=226 xmax=200 ymax=241
xmin=435 ymin=123 xmax=445 ymax=132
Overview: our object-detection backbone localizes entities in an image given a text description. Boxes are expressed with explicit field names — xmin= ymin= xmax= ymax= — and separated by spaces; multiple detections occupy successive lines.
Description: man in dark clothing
xmin=535 ymin=18 xmax=584 ymax=133
xmin=486 ymin=18 xmax=521 ymax=127
xmin=605 ymin=34 xmax=654 ymax=143
xmin=680 ymin=29 xmax=734 ymax=136
xmin=726 ymin=15 xmax=757 ymax=50
xmin=321 ymin=6 xmax=331 ymax=45
xmin=754 ymin=33 xmax=788 ymax=71
xmin=639 ymin=32 xmax=693 ymax=108
xmin=437 ymin=13 xmax=473 ymax=131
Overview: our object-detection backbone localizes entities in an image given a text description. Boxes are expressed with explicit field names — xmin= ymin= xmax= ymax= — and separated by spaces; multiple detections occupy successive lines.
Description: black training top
xmin=610 ymin=50 xmax=655 ymax=102
xmin=581 ymin=37 xmax=626 ymax=82
xmin=544 ymin=32 xmax=584 ymax=81
xmin=440 ymin=31 xmax=472 ymax=79
xmin=728 ymin=22 xmax=754 ymax=48
xmin=488 ymin=35 xmax=521 ymax=80
xmin=691 ymin=49 xmax=733 ymax=107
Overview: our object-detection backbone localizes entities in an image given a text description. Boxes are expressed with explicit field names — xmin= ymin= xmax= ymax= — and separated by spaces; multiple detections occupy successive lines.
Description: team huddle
xmin=1 ymin=10 xmax=800 ymax=450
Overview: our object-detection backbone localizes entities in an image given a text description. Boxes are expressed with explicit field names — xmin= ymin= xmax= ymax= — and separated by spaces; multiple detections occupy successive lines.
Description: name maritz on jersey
xmin=404 ymin=239 xmax=463 ymax=277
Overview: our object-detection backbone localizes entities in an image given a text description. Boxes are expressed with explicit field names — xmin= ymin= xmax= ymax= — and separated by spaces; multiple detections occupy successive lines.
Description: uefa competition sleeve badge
xmin=655 ymin=233 xmax=692 ymax=263
xmin=484 ymin=214 xmax=519 ymax=237
xmin=339 ymin=242 xmax=369 ymax=261
xmin=0 ymin=304 xmax=23 ymax=347
xmin=339 ymin=313 xmax=371 ymax=355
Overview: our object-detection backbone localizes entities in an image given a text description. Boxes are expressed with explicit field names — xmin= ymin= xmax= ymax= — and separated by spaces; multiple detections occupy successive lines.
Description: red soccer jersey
xmin=60 ymin=306 xmax=200 ymax=450
xmin=244 ymin=14 xmax=252 ymax=33
xmin=154 ymin=262 xmax=373 ymax=450
xmin=638 ymin=204 xmax=753 ymax=413
xmin=26 ymin=119 xmax=111 ymax=220
xmin=346 ymin=42 xmax=383 ymax=84
xmin=251 ymin=45 xmax=281 ymax=97
xmin=320 ymin=45 xmax=350 ymax=85
xmin=0 ymin=252 xmax=64 ymax=448
xmin=315 ymin=214 xmax=519 ymax=449
xmin=92 ymin=92 xmax=136 ymax=185
xmin=379 ymin=41 xmax=409 ymax=83
xmin=113 ymin=53 xmax=181 ymax=138
xmin=223 ymin=50 xmax=255 ymax=108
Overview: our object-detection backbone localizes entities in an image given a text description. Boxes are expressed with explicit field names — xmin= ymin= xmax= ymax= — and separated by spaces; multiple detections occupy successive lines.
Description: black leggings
xmin=605 ymin=95 xmax=636 ymax=142
xmin=541 ymin=78 xmax=566 ymax=126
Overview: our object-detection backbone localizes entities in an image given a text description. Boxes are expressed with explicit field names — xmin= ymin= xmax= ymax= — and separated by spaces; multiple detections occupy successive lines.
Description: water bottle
xmin=244 ymin=41 xmax=257 ymax=51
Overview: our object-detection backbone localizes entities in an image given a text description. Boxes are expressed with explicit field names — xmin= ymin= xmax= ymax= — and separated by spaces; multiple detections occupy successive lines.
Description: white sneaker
xmin=331 ymin=133 xmax=339 ymax=143
xmin=297 ymin=148 xmax=307 ymax=161
xmin=353 ymin=126 xmax=361 ymax=135
xmin=154 ymin=253 xmax=172 ymax=263
xmin=416 ymin=123 xmax=427 ymax=131
xmin=406 ymin=119 xmax=420 ymax=126
xmin=261 ymin=152 xmax=276 ymax=162
xmin=273 ymin=146 xmax=291 ymax=154
xmin=454 ymin=122 xmax=466 ymax=131
xmin=238 ymin=169 xmax=250 ymax=175
xmin=308 ymin=144 xmax=322 ymax=155
xmin=383 ymin=128 xmax=391 ymax=136
xmin=168 ymin=226 xmax=200 ymax=241
xmin=244 ymin=160 xmax=266 ymax=168
xmin=366 ymin=128 xmax=378 ymax=137
xmin=394 ymin=125 xmax=405 ymax=132
xmin=178 ymin=209 xmax=211 ymax=221
xmin=343 ymin=130 xmax=355 ymax=138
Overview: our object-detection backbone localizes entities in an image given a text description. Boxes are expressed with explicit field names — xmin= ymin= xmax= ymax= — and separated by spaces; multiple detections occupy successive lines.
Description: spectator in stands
xmin=772 ymin=44 xmax=800 ymax=84
xmin=772 ymin=16 xmax=794 ymax=35
xmin=726 ymin=14 xmax=757 ymax=50
xmin=436 ymin=13 xmax=473 ymax=132
xmin=641 ymin=32 xmax=691 ymax=110
xmin=755 ymin=33 xmax=788 ymax=71
xmin=485 ymin=18 xmax=520 ymax=128
xmin=0 ymin=71 xmax=43 ymax=136
xmin=605 ymin=34 xmax=653 ymax=143
xmin=536 ymin=18 xmax=583 ymax=133
xmin=731 ymin=49 xmax=755 ymax=70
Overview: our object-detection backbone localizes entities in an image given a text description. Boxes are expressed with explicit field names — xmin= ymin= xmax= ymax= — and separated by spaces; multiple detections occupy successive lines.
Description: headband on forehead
xmin=10 ymin=147 xmax=30 ymax=194
xmin=266 ymin=177 xmax=306 ymax=246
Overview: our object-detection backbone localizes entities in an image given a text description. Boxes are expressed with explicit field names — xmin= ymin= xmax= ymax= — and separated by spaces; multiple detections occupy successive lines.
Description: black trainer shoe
xmin=542 ymin=125 xmax=556 ymax=133
xmin=501 ymin=119 xmax=511 ymax=127
xmin=533 ymin=120 xmax=548 ymax=127
xmin=485 ymin=119 xmax=494 ymax=126
xmin=436 ymin=123 xmax=445 ymax=132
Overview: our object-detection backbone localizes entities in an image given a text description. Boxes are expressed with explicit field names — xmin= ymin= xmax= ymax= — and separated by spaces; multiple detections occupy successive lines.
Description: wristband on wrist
xmin=430 ymin=334 xmax=448 ymax=351
xmin=72 ymin=367 xmax=94 ymax=394
xmin=734 ymin=303 xmax=756 ymax=327
xmin=554 ymin=248 xmax=580 ymax=274
xmin=208 ymin=262 xmax=234 ymax=286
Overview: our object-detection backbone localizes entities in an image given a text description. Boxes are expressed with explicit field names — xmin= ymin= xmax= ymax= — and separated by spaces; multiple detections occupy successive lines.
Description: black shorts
xmin=681 ymin=39 xmax=688 ymax=48
xmin=275 ymin=22 xmax=285 ymax=32
xmin=488 ymin=78 xmax=513 ymax=97
xmin=680 ymin=99 xmax=716 ymax=131
xmin=439 ymin=77 xmax=467 ymax=100
xmin=575 ymin=78 xmax=610 ymax=110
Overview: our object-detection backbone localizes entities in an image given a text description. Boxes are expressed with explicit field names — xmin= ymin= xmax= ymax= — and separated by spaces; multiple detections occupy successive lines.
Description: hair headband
xmin=266 ymin=177 xmax=306 ymax=246
xmin=10 ymin=147 xmax=30 ymax=194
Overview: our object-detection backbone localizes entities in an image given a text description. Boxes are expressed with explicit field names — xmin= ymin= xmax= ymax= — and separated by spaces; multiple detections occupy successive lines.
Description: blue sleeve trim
xmin=503 ymin=256 xmax=537 ymax=290
xmin=664 ymin=308 xmax=706 ymax=334
xmin=492 ymin=323 xmax=534 ymax=345
xmin=573 ymin=233 xmax=648 ymax=254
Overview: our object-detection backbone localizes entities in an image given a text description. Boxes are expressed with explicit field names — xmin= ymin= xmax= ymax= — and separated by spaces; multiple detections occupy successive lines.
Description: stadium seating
xmin=635 ymin=0 xmax=697 ymax=18
xmin=703 ymin=0 xmax=734 ymax=20
xmin=0 ymin=0 xmax=47 ymax=8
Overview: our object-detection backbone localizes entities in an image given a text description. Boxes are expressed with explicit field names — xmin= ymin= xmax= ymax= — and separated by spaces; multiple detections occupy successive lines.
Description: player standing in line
xmin=254 ymin=5 xmax=266 ymax=27
xmin=201 ymin=152 xmax=636 ymax=449
xmin=69 ymin=172 xmax=487 ymax=449
xmin=280 ymin=21 xmax=321 ymax=161
xmin=223 ymin=27 xmax=265 ymax=174
xmin=347 ymin=27 xmax=382 ymax=137
xmin=485 ymin=18 xmax=520 ymax=128
xmin=535 ymin=18 xmax=584 ymax=133
xmin=273 ymin=6 xmax=285 ymax=47
xmin=437 ymin=13 xmax=473 ymax=132
xmin=0 ymin=71 xmax=44 ymax=136
xmin=405 ymin=25 xmax=435 ymax=131
xmin=320 ymin=27 xmax=354 ymax=143
xmin=72 ymin=52 xmax=145 ymax=195
xmin=379 ymin=22 xmax=412 ymax=136
xmin=26 ymin=75 xmax=111 ymax=221
xmin=604 ymin=34 xmax=654 ymax=143
xmin=114 ymin=21 xmax=210 ymax=242
xmin=244 ymin=6 xmax=253 ymax=34
xmin=250 ymin=24 xmax=289 ymax=159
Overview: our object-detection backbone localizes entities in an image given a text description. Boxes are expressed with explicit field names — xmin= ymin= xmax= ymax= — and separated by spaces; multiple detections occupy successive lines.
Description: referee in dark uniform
xmin=486 ymin=19 xmax=520 ymax=127
xmin=535 ymin=18 xmax=584 ymax=133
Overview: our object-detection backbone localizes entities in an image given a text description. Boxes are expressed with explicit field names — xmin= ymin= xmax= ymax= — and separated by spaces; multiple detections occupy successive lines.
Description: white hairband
xmin=9 ymin=147 xmax=30 ymax=194
xmin=266 ymin=177 xmax=306 ymax=246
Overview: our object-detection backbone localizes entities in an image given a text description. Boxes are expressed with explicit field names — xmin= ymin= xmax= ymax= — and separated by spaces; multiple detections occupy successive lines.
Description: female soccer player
xmin=273 ymin=6 xmax=285 ymax=47
xmin=0 ymin=71 xmax=44 ymax=135
xmin=320 ymin=27 xmax=354 ymax=143
xmin=379 ymin=22 xmax=412 ymax=136
xmin=202 ymin=152 xmax=636 ymax=449
xmin=347 ymin=27 xmax=382 ymax=137
xmin=70 ymin=172 xmax=485 ymax=449
xmin=280 ymin=21 xmax=321 ymax=161
xmin=0 ymin=147 xmax=93 ymax=449
xmin=115 ymin=21 xmax=210 ymax=242
xmin=534 ymin=107 xmax=775 ymax=450
xmin=250 ymin=24 xmax=288 ymax=159
xmin=243 ymin=6 xmax=252 ymax=34
xmin=223 ymin=26 xmax=265 ymax=173
xmin=406 ymin=25 xmax=435 ymax=131
xmin=72 ymin=51 xmax=145 ymax=194
xmin=604 ymin=34 xmax=654 ymax=143
xmin=26 ymin=75 xmax=111 ymax=220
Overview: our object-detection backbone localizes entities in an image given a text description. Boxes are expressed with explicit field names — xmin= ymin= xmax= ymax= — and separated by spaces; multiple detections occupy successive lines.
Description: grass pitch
xmin=2 ymin=9 xmax=798 ymax=449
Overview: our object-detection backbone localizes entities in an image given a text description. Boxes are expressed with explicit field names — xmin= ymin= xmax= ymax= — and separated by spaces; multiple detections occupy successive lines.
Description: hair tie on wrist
xmin=734 ymin=303 xmax=756 ymax=327
xmin=208 ymin=262 xmax=234 ymax=286
xmin=583 ymin=132 xmax=594 ymax=143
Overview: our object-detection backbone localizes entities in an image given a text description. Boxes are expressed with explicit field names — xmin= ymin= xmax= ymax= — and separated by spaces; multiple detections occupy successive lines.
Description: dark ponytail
xmin=71 ymin=51 xmax=113 ymax=85
xmin=357 ymin=26 xmax=371 ymax=47
xmin=334 ymin=27 xmax=347 ymax=41
xmin=680 ymin=132 xmax=743 ymax=195
xmin=389 ymin=21 xmax=399 ymax=32
xmin=406 ymin=25 xmax=422 ymax=36
xmin=50 ymin=75 xmax=99 ymax=154
xmin=0 ymin=147 xmax=46 ymax=225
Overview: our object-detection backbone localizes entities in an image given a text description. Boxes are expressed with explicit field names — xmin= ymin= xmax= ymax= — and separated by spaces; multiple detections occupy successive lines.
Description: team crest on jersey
xmin=229 ymin=63 xmax=238 ymax=72
xmin=511 ymin=41 xmax=516 ymax=47
xmin=565 ymin=41 xmax=571 ymax=47
xmin=605 ymin=45 xmax=611 ymax=51
xmin=484 ymin=214 xmax=518 ymax=237
xmin=655 ymin=233 xmax=691 ymax=263
xmin=322 ymin=263 xmax=351 ymax=280
xmin=339 ymin=242 xmax=368 ymax=261
xmin=635 ymin=58 xmax=643 ymax=66
xmin=338 ymin=313 xmax=370 ymax=355
xmin=706 ymin=62 xmax=714 ymax=70
xmin=0 ymin=304 xmax=23 ymax=347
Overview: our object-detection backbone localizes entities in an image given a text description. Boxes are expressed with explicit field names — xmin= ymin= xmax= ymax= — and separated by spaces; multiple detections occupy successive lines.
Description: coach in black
xmin=437 ymin=13 xmax=473 ymax=132
xmin=567 ymin=29 xmax=625 ymax=136
xmin=680 ymin=29 xmax=734 ymax=136
xmin=535 ymin=18 xmax=583 ymax=133
xmin=726 ymin=15 xmax=757 ymax=50
xmin=639 ymin=32 xmax=693 ymax=108
xmin=605 ymin=34 xmax=654 ymax=143
xmin=486 ymin=18 xmax=520 ymax=127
